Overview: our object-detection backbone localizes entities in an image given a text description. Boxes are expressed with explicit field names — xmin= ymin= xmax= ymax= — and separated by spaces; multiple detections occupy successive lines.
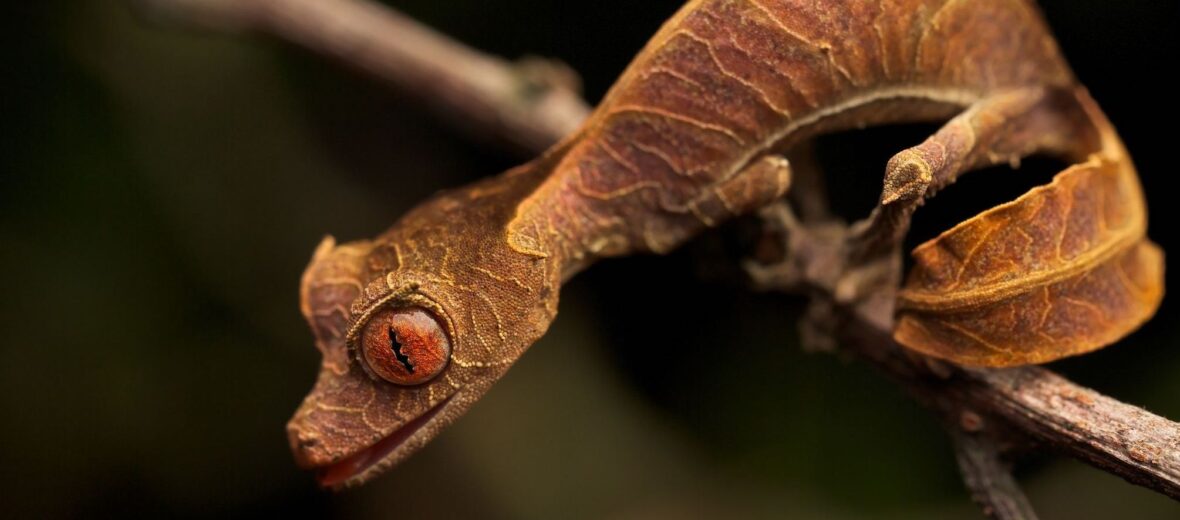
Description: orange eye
xmin=359 ymin=307 xmax=451 ymax=385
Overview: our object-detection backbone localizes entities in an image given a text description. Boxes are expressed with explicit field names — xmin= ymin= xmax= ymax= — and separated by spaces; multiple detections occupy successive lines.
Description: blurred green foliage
xmin=2 ymin=1 xmax=1178 ymax=518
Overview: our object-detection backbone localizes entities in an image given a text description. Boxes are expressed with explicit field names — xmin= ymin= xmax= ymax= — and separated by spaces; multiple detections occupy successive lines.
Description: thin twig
xmin=132 ymin=0 xmax=591 ymax=153
xmin=950 ymin=429 xmax=1039 ymax=520
xmin=141 ymin=0 xmax=1180 ymax=508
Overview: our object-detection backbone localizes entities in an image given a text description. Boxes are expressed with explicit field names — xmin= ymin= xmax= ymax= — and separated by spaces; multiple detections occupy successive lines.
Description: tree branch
xmin=143 ymin=0 xmax=1180 ymax=509
xmin=132 ymin=0 xmax=591 ymax=153
xmin=835 ymin=299 xmax=1180 ymax=501
xmin=965 ymin=364 xmax=1180 ymax=499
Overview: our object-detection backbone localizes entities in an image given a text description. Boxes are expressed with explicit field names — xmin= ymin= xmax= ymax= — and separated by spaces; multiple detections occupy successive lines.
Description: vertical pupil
xmin=387 ymin=326 xmax=415 ymax=373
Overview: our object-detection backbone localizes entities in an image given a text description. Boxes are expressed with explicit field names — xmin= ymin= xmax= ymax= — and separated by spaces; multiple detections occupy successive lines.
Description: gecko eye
xmin=359 ymin=307 xmax=451 ymax=385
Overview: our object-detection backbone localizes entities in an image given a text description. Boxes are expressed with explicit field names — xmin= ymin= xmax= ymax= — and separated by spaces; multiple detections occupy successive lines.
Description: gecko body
xmin=288 ymin=0 xmax=1151 ymax=488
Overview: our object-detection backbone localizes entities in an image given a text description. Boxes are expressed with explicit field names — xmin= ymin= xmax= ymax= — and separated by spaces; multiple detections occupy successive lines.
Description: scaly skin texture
xmin=287 ymin=0 xmax=1161 ymax=488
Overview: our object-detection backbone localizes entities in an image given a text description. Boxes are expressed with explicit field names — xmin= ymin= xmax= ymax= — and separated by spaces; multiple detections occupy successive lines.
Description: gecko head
xmin=286 ymin=167 xmax=563 ymax=489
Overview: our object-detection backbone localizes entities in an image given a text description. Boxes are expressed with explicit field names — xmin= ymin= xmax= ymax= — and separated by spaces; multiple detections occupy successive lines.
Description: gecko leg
xmin=840 ymin=87 xmax=1094 ymax=301
xmin=646 ymin=155 xmax=793 ymax=253
xmin=689 ymin=154 xmax=793 ymax=225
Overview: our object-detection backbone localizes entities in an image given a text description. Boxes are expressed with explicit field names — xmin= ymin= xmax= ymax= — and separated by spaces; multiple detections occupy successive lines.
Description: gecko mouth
xmin=316 ymin=394 xmax=455 ymax=488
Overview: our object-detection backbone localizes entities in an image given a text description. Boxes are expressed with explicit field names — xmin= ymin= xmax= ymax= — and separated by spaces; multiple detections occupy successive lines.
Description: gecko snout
xmin=286 ymin=423 xmax=327 ymax=469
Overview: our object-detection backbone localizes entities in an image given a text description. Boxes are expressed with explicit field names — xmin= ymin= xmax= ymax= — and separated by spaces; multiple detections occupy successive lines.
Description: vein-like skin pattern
xmin=287 ymin=0 xmax=1130 ymax=488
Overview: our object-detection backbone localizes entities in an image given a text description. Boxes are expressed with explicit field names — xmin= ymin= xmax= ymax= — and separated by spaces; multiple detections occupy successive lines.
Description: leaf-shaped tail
xmin=894 ymin=90 xmax=1164 ymax=367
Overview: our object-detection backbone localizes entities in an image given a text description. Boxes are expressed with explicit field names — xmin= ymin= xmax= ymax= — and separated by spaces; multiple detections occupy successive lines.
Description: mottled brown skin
xmin=287 ymin=0 xmax=1161 ymax=488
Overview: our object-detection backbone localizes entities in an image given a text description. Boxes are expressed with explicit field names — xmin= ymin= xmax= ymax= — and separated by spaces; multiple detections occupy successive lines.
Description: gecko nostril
xmin=291 ymin=429 xmax=321 ymax=450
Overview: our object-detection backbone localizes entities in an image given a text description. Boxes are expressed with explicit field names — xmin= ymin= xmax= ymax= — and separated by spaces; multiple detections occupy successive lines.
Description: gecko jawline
xmin=316 ymin=394 xmax=455 ymax=488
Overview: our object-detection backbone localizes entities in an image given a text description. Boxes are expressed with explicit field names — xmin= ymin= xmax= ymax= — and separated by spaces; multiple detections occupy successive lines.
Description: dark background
xmin=3 ymin=1 xmax=1178 ymax=518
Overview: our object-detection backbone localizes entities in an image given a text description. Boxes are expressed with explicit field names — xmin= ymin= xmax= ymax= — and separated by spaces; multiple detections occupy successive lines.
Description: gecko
xmin=287 ymin=0 xmax=1160 ymax=488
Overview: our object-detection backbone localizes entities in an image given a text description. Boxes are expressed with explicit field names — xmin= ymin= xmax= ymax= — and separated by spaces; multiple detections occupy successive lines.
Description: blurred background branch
xmin=133 ymin=0 xmax=590 ymax=153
